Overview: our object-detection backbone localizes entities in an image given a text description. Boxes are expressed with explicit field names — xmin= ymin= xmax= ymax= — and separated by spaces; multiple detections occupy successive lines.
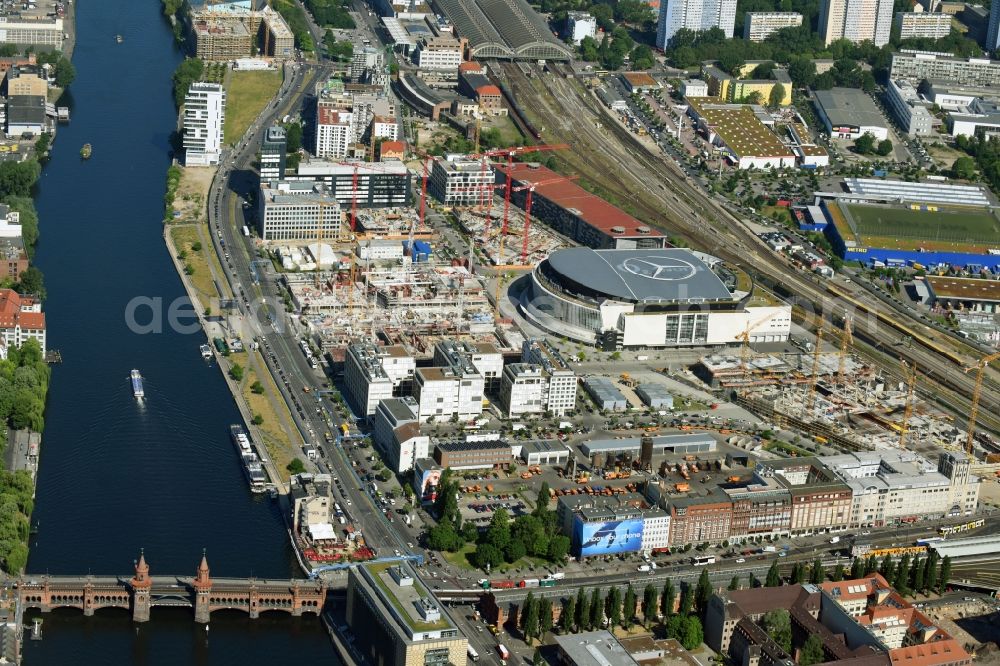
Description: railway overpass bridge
xmin=18 ymin=551 xmax=326 ymax=623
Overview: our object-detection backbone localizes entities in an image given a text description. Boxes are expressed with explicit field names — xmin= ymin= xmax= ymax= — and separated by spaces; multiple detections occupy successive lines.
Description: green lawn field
xmin=845 ymin=203 xmax=1000 ymax=251
xmin=224 ymin=70 xmax=283 ymax=146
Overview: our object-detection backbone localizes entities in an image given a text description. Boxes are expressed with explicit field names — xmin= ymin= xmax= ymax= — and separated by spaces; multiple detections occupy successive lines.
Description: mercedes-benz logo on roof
xmin=621 ymin=256 xmax=696 ymax=281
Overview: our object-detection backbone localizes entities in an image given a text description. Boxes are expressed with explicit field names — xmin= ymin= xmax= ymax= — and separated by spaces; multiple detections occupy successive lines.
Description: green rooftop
xmin=366 ymin=562 xmax=453 ymax=633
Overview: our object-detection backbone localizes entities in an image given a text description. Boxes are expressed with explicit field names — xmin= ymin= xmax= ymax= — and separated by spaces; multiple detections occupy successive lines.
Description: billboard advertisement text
xmin=575 ymin=517 xmax=644 ymax=557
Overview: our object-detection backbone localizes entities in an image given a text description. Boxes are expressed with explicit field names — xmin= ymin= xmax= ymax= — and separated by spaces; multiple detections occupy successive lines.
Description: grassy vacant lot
xmin=224 ymin=70 xmax=283 ymax=145
xmin=170 ymin=225 xmax=221 ymax=307
xmin=846 ymin=203 xmax=1000 ymax=252
xmin=240 ymin=359 xmax=296 ymax=480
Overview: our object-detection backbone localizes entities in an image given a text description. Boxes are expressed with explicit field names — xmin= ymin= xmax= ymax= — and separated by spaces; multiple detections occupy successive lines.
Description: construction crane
xmin=807 ymin=329 xmax=824 ymax=411
xmin=493 ymin=272 xmax=509 ymax=320
xmin=837 ymin=316 xmax=853 ymax=386
xmin=509 ymin=175 xmax=578 ymax=265
xmin=737 ymin=313 xmax=779 ymax=379
xmin=329 ymin=159 xmax=404 ymax=232
xmin=899 ymin=360 xmax=917 ymax=450
xmin=963 ymin=351 xmax=1000 ymax=454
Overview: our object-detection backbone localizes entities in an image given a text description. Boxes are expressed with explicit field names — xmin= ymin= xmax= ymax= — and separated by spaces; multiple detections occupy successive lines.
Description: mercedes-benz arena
xmin=521 ymin=247 xmax=791 ymax=349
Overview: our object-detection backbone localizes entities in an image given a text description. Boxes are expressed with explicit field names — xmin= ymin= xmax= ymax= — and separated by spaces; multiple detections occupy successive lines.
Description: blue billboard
xmin=574 ymin=517 xmax=644 ymax=557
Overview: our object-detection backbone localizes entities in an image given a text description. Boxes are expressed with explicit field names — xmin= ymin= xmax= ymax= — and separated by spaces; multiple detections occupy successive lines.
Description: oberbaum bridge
xmin=17 ymin=551 xmax=327 ymax=623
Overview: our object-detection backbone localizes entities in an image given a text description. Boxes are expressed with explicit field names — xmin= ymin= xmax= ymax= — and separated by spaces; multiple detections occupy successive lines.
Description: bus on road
xmin=467 ymin=646 xmax=479 ymax=662
xmin=692 ymin=556 xmax=716 ymax=566
xmin=497 ymin=645 xmax=510 ymax=661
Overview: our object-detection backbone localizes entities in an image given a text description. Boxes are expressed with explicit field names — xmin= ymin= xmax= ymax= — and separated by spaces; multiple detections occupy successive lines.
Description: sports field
xmin=841 ymin=203 xmax=1000 ymax=252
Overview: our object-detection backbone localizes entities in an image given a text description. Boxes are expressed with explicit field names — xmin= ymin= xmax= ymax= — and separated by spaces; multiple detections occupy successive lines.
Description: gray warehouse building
xmin=433 ymin=0 xmax=573 ymax=60
xmin=583 ymin=377 xmax=628 ymax=411
xmin=580 ymin=433 xmax=717 ymax=458
xmin=636 ymin=384 xmax=674 ymax=409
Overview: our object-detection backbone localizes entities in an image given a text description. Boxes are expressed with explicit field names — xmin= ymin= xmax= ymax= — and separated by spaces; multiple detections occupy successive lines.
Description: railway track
xmin=499 ymin=62 xmax=1000 ymax=437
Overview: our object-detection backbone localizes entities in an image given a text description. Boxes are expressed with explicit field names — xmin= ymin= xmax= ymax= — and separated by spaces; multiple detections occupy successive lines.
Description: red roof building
xmin=378 ymin=140 xmax=406 ymax=161
xmin=0 ymin=288 xmax=46 ymax=355
xmin=496 ymin=162 xmax=665 ymax=249
xmin=458 ymin=61 xmax=483 ymax=74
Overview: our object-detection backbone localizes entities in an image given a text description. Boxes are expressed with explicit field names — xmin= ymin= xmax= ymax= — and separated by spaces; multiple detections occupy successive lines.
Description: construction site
xmin=190 ymin=1 xmax=295 ymax=61
xmin=456 ymin=198 xmax=569 ymax=268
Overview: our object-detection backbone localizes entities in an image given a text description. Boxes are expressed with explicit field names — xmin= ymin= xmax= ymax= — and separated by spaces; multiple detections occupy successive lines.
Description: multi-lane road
xmin=204 ymin=60 xmax=413 ymax=562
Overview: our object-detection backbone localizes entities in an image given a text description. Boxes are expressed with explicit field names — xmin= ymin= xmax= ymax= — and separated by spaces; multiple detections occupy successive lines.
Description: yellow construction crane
xmin=493 ymin=272 xmax=509 ymax=320
xmin=899 ymin=360 xmax=917 ymax=450
xmin=963 ymin=351 xmax=1000 ymax=454
xmin=837 ymin=316 xmax=853 ymax=386
xmin=738 ymin=313 xmax=778 ymax=379
xmin=806 ymin=328 xmax=824 ymax=411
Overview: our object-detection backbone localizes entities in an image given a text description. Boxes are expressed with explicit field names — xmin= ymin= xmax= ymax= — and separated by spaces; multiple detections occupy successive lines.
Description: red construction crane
xmin=329 ymin=159 xmax=405 ymax=232
xmin=510 ymin=175 xmax=578 ymax=265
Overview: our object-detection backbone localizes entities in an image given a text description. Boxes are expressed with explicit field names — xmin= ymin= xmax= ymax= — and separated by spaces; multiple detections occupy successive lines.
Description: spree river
xmin=25 ymin=0 xmax=337 ymax=661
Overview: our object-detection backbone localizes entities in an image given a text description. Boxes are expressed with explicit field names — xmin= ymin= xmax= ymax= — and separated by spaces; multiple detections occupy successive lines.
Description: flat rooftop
xmin=498 ymin=162 xmax=663 ymax=239
xmin=358 ymin=562 xmax=457 ymax=638
xmin=554 ymin=631 xmax=640 ymax=666
xmin=925 ymin=275 xmax=1000 ymax=302
xmin=814 ymin=88 xmax=887 ymax=129
xmin=687 ymin=98 xmax=793 ymax=159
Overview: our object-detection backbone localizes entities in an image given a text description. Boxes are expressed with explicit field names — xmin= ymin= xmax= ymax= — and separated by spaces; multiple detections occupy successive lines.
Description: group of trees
xmin=854 ymin=132 xmax=893 ymax=156
xmin=579 ymin=28 xmax=655 ymax=71
xmin=424 ymin=478 xmax=570 ymax=567
xmin=759 ymin=550 xmax=952 ymax=597
xmin=323 ymin=29 xmax=354 ymax=62
xmin=0 ymin=340 xmax=49 ymax=434
xmin=0 ymin=469 xmax=35 ymax=574
xmin=172 ymin=58 xmax=205 ymax=107
xmin=663 ymin=19 xmax=978 ymax=90
xmin=554 ymin=576 xmax=702 ymax=650
xmin=283 ymin=122 xmax=304 ymax=171
xmin=273 ymin=0 xmax=315 ymax=52
xmin=955 ymin=134 xmax=1000 ymax=194
xmin=0 ymin=162 xmax=45 ymax=298
xmin=304 ymin=0 xmax=355 ymax=29
xmin=34 ymin=50 xmax=75 ymax=88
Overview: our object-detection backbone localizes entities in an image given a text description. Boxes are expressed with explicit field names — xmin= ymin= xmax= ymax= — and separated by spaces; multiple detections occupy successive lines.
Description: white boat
xmin=130 ymin=369 xmax=144 ymax=398
xmin=200 ymin=344 xmax=213 ymax=359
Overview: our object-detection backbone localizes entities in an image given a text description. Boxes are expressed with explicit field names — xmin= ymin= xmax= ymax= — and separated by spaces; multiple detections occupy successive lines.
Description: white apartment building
xmin=499 ymin=364 xmax=549 ymax=417
xmin=413 ymin=366 xmax=483 ymax=422
xmin=344 ymin=343 xmax=417 ymax=417
xmin=414 ymin=36 xmax=463 ymax=70
xmin=315 ymin=107 xmax=354 ymax=159
xmin=743 ymin=12 xmax=803 ymax=41
xmin=656 ymin=0 xmax=737 ymax=49
xmin=183 ymin=82 xmax=226 ymax=167
xmin=257 ymin=181 xmax=347 ymax=242
xmin=433 ymin=340 xmax=504 ymax=390
xmin=372 ymin=396 xmax=430 ymax=472
xmin=0 ymin=17 xmax=64 ymax=48
xmin=351 ymin=46 xmax=384 ymax=82
xmin=522 ymin=338 xmax=577 ymax=416
xmin=639 ymin=511 xmax=672 ymax=554
xmin=370 ymin=115 xmax=399 ymax=141
xmin=884 ymin=78 xmax=935 ymax=136
xmin=565 ymin=11 xmax=597 ymax=45
xmin=428 ymin=156 xmax=496 ymax=205
xmin=0 ymin=289 xmax=45 ymax=356
xmin=894 ymin=11 xmax=952 ymax=40
xmin=819 ymin=0 xmax=894 ymax=46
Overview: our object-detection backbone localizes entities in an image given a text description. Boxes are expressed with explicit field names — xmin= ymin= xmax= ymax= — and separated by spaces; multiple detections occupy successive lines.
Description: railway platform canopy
xmin=930 ymin=534 xmax=1000 ymax=558
xmin=434 ymin=0 xmax=572 ymax=60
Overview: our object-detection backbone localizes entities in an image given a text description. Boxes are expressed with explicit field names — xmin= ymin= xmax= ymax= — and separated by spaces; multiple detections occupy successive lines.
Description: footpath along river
xmin=24 ymin=0 xmax=338 ymax=661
